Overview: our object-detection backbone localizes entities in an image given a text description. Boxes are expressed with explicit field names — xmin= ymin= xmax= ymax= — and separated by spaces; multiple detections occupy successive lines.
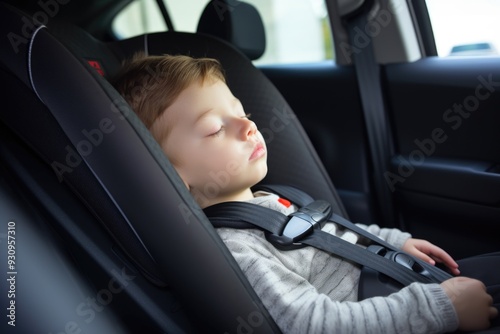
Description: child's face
xmin=153 ymin=79 xmax=268 ymax=205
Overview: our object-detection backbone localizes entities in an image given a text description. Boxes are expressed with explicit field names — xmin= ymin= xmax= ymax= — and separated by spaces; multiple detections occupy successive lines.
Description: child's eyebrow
xmin=194 ymin=97 xmax=241 ymax=124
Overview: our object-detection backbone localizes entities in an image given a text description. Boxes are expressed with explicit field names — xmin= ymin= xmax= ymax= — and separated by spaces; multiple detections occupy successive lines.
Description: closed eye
xmin=209 ymin=126 xmax=224 ymax=137
xmin=208 ymin=114 xmax=250 ymax=137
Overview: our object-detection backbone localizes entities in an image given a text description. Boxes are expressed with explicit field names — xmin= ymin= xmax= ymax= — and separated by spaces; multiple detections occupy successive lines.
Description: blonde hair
xmin=113 ymin=53 xmax=226 ymax=141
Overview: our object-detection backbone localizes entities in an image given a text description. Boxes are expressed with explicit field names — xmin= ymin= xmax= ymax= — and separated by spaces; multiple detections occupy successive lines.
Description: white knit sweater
xmin=215 ymin=191 xmax=459 ymax=334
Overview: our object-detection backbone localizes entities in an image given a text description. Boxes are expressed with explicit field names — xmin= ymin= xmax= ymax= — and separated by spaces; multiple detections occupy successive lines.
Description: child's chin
xmin=257 ymin=167 xmax=269 ymax=182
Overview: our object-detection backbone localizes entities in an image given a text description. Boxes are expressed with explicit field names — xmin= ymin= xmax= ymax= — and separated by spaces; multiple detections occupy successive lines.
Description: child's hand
xmin=402 ymin=238 xmax=460 ymax=275
xmin=441 ymin=277 xmax=498 ymax=331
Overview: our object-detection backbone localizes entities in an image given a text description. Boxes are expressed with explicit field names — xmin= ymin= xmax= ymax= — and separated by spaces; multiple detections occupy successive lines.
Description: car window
xmin=229 ymin=0 xmax=334 ymax=65
xmin=426 ymin=0 xmax=500 ymax=57
xmin=112 ymin=0 xmax=334 ymax=65
xmin=112 ymin=0 xmax=168 ymax=39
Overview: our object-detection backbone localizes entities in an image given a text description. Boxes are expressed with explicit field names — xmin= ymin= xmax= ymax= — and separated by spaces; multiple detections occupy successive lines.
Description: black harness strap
xmin=256 ymin=184 xmax=314 ymax=207
xmin=255 ymin=184 xmax=452 ymax=283
xmin=204 ymin=185 xmax=452 ymax=289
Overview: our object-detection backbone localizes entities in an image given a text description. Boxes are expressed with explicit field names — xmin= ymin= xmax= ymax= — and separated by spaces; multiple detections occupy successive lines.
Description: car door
xmin=382 ymin=0 xmax=500 ymax=259
xmin=260 ymin=0 xmax=500 ymax=260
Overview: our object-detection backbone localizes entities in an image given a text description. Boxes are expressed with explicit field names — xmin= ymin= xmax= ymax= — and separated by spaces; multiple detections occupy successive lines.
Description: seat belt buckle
xmin=265 ymin=200 xmax=331 ymax=250
xmin=366 ymin=245 xmax=433 ymax=280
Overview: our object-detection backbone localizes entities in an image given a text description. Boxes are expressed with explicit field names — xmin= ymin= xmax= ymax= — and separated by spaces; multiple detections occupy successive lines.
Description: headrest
xmin=197 ymin=0 xmax=266 ymax=60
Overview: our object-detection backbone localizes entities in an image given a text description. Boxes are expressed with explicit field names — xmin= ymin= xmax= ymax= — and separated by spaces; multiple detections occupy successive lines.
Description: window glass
xmin=426 ymin=0 xmax=500 ymax=57
xmin=240 ymin=0 xmax=334 ymax=65
xmin=113 ymin=0 xmax=334 ymax=65
xmin=112 ymin=0 xmax=167 ymax=39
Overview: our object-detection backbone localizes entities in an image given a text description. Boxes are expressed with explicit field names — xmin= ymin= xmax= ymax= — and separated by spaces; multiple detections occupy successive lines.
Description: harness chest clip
xmin=265 ymin=200 xmax=332 ymax=250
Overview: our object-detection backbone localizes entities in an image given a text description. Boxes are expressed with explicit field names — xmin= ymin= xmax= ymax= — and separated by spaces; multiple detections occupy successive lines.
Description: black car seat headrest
xmin=45 ymin=18 xmax=348 ymax=228
xmin=197 ymin=0 xmax=266 ymax=60
xmin=110 ymin=31 xmax=348 ymax=216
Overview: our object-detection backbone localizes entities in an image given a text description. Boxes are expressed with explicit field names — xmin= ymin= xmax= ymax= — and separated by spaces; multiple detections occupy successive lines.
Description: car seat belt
xmin=204 ymin=184 xmax=452 ymax=292
xmin=346 ymin=10 xmax=397 ymax=227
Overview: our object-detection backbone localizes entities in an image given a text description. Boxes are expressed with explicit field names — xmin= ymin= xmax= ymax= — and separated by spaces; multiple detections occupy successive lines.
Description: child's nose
xmin=241 ymin=118 xmax=257 ymax=140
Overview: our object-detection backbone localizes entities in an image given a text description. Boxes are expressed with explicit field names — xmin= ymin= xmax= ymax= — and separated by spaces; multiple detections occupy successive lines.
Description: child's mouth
xmin=249 ymin=142 xmax=266 ymax=161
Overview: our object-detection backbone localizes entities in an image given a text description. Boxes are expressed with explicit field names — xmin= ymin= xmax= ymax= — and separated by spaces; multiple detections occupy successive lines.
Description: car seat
xmin=0 ymin=1 xmax=348 ymax=333
xmin=197 ymin=0 xmax=266 ymax=61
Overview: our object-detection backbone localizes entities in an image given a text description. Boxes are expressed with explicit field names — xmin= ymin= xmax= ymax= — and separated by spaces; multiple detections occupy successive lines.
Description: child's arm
xmin=217 ymin=227 xmax=459 ymax=334
xmin=357 ymin=223 xmax=460 ymax=274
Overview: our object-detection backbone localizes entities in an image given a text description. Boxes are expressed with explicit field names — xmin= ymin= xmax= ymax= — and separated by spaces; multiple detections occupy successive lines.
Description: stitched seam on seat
xmin=28 ymin=25 xmax=47 ymax=103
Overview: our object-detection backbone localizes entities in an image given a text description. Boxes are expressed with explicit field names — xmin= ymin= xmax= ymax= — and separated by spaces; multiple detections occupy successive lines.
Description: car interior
xmin=0 ymin=0 xmax=499 ymax=333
